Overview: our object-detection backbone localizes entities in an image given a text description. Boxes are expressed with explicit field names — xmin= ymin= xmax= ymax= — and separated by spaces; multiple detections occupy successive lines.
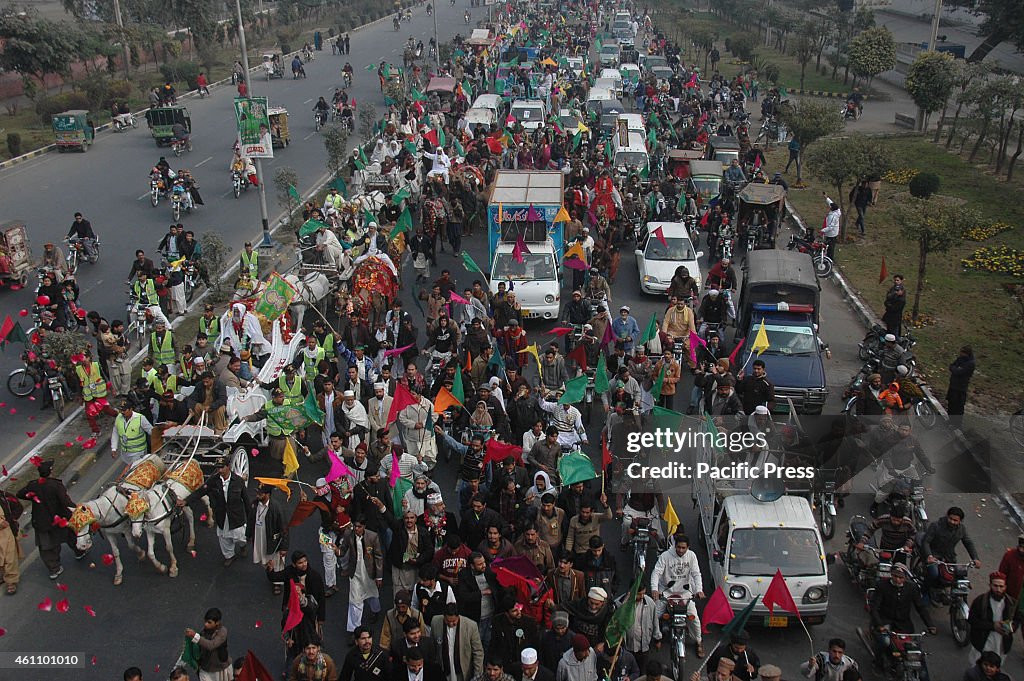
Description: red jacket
xmin=998 ymin=547 xmax=1024 ymax=597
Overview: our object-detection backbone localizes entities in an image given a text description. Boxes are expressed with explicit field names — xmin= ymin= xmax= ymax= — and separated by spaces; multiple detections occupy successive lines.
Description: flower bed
xmin=962 ymin=246 xmax=1024 ymax=278
xmin=882 ymin=168 xmax=919 ymax=185
xmin=964 ymin=221 xmax=1014 ymax=242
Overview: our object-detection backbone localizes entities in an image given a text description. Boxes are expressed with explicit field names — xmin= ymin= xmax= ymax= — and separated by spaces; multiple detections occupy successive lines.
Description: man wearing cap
xmin=707 ymin=632 xmax=761 ymax=681
xmin=611 ymin=306 xmax=640 ymax=353
xmin=17 ymin=459 xmax=85 ymax=579
xmin=148 ymin=318 xmax=177 ymax=374
xmin=187 ymin=371 xmax=228 ymax=432
xmin=381 ymin=588 xmax=427 ymax=652
xmin=185 ymin=457 xmax=249 ymax=566
xmin=247 ymin=485 xmax=288 ymax=593
xmin=311 ymin=475 xmax=351 ymax=596
xmin=565 ymin=587 xmax=613 ymax=655
xmin=651 ymin=349 xmax=681 ymax=410
xmin=110 ymin=399 xmax=153 ymax=467
xmin=339 ymin=389 xmax=369 ymax=450
xmin=491 ymin=604 xmax=540 ymax=675
xmin=264 ymin=363 xmax=306 ymax=409
xmin=518 ymin=647 xmax=553 ymax=681
xmin=245 ymin=388 xmax=299 ymax=462
xmin=433 ymin=602 xmax=484 ymax=681
xmin=707 ymin=374 xmax=744 ymax=418
xmin=198 ymin=304 xmax=221 ymax=343
xmin=556 ymin=633 xmax=599 ymax=681
xmin=539 ymin=610 xmax=574 ymax=673
xmin=736 ymin=359 xmax=775 ymax=414
xmin=756 ymin=665 xmax=783 ymax=681
xmin=75 ymin=353 xmax=118 ymax=438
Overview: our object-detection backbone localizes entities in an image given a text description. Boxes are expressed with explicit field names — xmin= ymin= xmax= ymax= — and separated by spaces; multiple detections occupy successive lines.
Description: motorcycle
xmin=464 ymin=10 xmax=470 ymax=23
xmin=842 ymin=100 xmax=859 ymax=121
xmin=873 ymin=470 xmax=928 ymax=530
xmin=426 ymin=3 xmax=432 ymax=16
xmin=787 ymin=228 xmax=833 ymax=278
xmin=856 ymin=628 xmax=927 ymax=681
xmin=170 ymin=181 xmax=193 ymax=221
xmin=812 ymin=468 xmax=840 ymax=539
xmin=427 ymin=351 xmax=453 ymax=384
xmin=859 ymin=325 xmax=917 ymax=363
xmin=303 ymin=46 xmax=315 ymax=62
xmin=661 ymin=592 xmax=694 ymax=681
xmin=716 ymin=225 xmax=735 ymax=262
xmin=314 ymin=109 xmax=327 ymax=132
xmin=181 ymin=260 xmax=200 ymax=303
xmin=841 ymin=358 xmax=879 ymax=418
xmin=170 ymin=136 xmax=192 ymax=157
xmin=64 ymin=237 xmax=100 ymax=275
xmin=582 ymin=367 xmax=597 ymax=425
xmin=394 ymin=17 xmax=401 ymax=31
xmin=150 ymin=171 xmax=168 ymax=207
xmin=125 ymin=293 xmax=152 ymax=347
xmin=343 ymin=71 xmax=353 ymax=88
xmin=113 ymin=113 xmax=137 ymax=132
xmin=628 ymin=515 xmax=658 ymax=573
xmin=231 ymin=169 xmax=250 ymax=199
xmin=931 ymin=561 xmax=972 ymax=645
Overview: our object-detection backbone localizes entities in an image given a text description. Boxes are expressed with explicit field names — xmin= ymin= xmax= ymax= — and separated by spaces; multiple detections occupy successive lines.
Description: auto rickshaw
xmin=52 ymin=110 xmax=95 ymax=152
xmin=736 ymin=183 xmax=787 ymax=249
xmin=687 ymin=160 xmax=724 ymax=201
xmin=0 ymin=221 xmax=33 ymax=289
xmin=145 ymin=106 xmax=191 ymax=147
xmin=666 ymin=149 xmax=704 ymax=181
xmin=262 ymin=53 xmax=284 ymax=80
xmin=268 ymin=107 xmax=290 ymax=148
xmin=707 ymin=135 xmax=741 ymax=169
xmin=425 ymin=77 xmax=457 ymax=114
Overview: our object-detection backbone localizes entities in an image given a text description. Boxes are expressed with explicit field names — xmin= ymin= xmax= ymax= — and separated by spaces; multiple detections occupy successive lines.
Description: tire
xmin=131 ymin=117 xmax=138 ymax=129
xmin=670 ymin=649 xmax=684 ymax=681
xmin=53 ymin=392 xmax=65 ymax=422
xmin=7 ymin=370 xmax=35 ymax=397
xmin=914 ymin=400 xmax=937 ymax=429
xmin=173 ymin=145 xmax=182 ymax=157
xmin=66 ymin=252 xmax=78 ymax=276
xmin=185 ymin=279 xmax=196 ymax=303
xmin=151 ymin=189 xmax=159 ymax=207
xmin=172 ymin=201 xmax=181 ymax=221
xmin=858 ymin=341 xmax=872 ymax=361
xmin=814 ymin=254 xmax=833 ymax=278
xmin=233 ymin=179 xmax=241 ymax=199
xmin=90 ymin=245 xmax=100 ymax=264
xmin=230 ymin=445 xmax=250 ymax=482
xmin=81 ymin=140 xmax=88 ymax=152
xmin=820 ymin=506 xmax=836 ymax=539
xmin=950 ymin=604 xmax=970 ymax=646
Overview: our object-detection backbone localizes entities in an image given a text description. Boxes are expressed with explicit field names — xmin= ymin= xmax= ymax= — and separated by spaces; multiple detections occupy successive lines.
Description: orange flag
xmin=879 ymin=256 xmax=889 ymax=284
xmin=554 ymin=205 xmax=571 ymax=223
xmin=433 ymin=387 xmax=463 ymax=413
xmin=465 ymin=351 xmax=473 ymax=372
xmin=254 ymin=477 xmax=294 ymax=500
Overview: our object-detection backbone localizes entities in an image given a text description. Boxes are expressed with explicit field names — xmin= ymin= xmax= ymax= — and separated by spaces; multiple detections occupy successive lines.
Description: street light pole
xmin=234 ymin=0 xmax=274 ymax=248
xmin=928 ymin=0 xmax=943 ymax=51
xmin=433 ymin=3 xmax=440 ymax=70
xmin=112 ymin=0 xmax=131 ymax=81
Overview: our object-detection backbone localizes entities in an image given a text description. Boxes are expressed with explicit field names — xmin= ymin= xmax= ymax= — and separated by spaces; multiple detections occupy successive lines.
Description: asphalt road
xmin=0 ymin=4 xmax=1019 ymax=680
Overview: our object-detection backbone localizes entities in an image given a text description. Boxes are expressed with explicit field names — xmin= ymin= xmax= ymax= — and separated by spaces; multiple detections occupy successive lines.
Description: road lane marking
xmin=195 ymin=156 xmax=213 ymax=167
xmin=136 ymin=192 xmax=149 ymax=201
xmin=81 ymin=279 xmax=104 ymax=296
xmin=304 ymin=131 xmax=317 ymax=140
xmin=304 ymin=98 xmax=313 ymax=104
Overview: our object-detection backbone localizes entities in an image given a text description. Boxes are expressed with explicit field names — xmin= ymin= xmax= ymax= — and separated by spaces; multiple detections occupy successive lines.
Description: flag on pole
xmin=234 ymin=650 xmax=275 ymax=681
xmin=650 ymin=364 xmax=666 ymax=400
xmin=389 ymin=452 xmax=401 ymax=488
xmin=594 ymin=352 xmax=610 ymax=393
xmin=554 ymin=205 xmax=571 ymax=222
xmin=488 ymin=348 xmax=505 ymax=370
xmin=390 ymin=206 xmax=413 ymax=239
xmin=722 ymin=598 xmax=759 ymax=637
xmin=700 ymin=210 xmax=710 ymax=227
xmin=452 ymin=363 xmax=465 ymax=403
xmin=606 ymin=570 xmax=645 ymax=647
xmin=639 ymin=314 xmax=659 ymax=345
xmin=283 ymin=580 xmax=304 ymax=632
xmin=547 ymin=327 xmax=575 ymax=337
xmin=517 ymin=343 xmax=542 ymax=370
xmin=558 ymin=374 xmax=589 ymax=404
xmin=324 ymin=449 xmax=354 ymax=484
xmin=433 ymin=387 xmax=463 ymax=413
xmin=763 ymin=569 xmax=801 ymax=619
xmin=566 ymin=343 xmax=588 ymax=372
xmin=727 ymin=338 xmax=746 ymax=366
xmin=701 ymin=587 xmax=735 ymax=633
xmin=332 ymin=176 xmax=347 ymax=197
xmin=688 ymin=330 xmax=708 ymax=365
xmin=512 ymin=234 xmax=531 ymax=263
xmin=601 ymin=432 xmax=612 ymax=469
xmin=557 ymin=450 xmax=598 ymax=484
xmin=483 ymin=438 xmax=524 ymax=466
xmin=663 ymin=497 xmax=681 ymax=536
xmin=254 ymin=477 xmax=294 ymax=500
xmin=386 ymin=382 xmax=419 ymax=426
xmin=600 ymin=319 xmax=616 ymax=348
xmin=460 ymin=251 xmax=487 ymax=277
xmin=287 ymin=184 xmax=301 ymax=202
xmin=652 ymin=225 xmax=668 ymax=248
xmin=302 ymin=390 xmax=325 ymax=427
xmin=752 ymin=319 xmax=770 ymax=356
xmin=879 ymin=256 xmax=889 ymax=284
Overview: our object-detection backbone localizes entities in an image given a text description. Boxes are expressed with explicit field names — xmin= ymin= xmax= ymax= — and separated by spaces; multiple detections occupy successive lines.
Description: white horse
xmin=127 ymin=479 xmax=198 ymax=579
xmin=282 ymin=271 xmax=332 ymax=331
xmin=71 ymin=488 xmax=148 ymax=586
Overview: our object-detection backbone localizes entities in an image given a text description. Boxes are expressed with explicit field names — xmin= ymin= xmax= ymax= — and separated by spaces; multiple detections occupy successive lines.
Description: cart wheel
xmin=18 ymin=273 xmax=28 ymax=288
xmin=230 ymin=446 xmax=250 ymax=482
xmin=81 ymin=140 xmax=88 ymax=152
xmin=7 ymin=369 xmax=34 ymax=397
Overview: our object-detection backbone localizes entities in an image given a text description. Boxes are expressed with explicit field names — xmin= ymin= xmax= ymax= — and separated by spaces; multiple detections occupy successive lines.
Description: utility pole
xmin=432 ymin=3 xmax=440 ymax=70
xmin=112 ymin=0 xmax=131 ymax=81
xmin=928 ymin=0 xmax=943 ymax=51
xmin=764 ymin=0 xmax=772 ymax=49
xmin=234 ymin=0 xmax=274 ymax=248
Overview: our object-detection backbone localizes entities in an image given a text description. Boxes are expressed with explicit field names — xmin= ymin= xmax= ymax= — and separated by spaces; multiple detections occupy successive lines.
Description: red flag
xmin=566 ymin=343 xmax=588 ymax=371
xmin=652 ymin=225 xmax=668 ymax=248
xmin=465 ymin=351 xmax=473 ymax=372
xmin=389 ymin=452 xmax=401 ymax=488
xmin=701 ymin=587 xmax=735 ymax=633
xmin=512 ymin=234 xmax=531 ymax=263
xmin=727 ymin=337 xmax=745 ymax=367
xmin=600 ymin=319 xmax=616 ymax=349
xmin=699 ymin=211 xmax=710 ymax=228
xmin=423 ymin=129 xmax=439 ymax=147
xmin=483 ymin=438 xmax=524 ymax=466
xmin=386 ymin=382 xmax=419 ymax=426
xmin=879 ymin=256 xmax=889 ymax=284
xmin=547 ymin=327 xmax=575 ymax=337
xmin=686 ymin=73 xmax=698 ymax=88
xmin=235 ymin=650 xmax=274 ymax=681
xmin=287 ymin=500 xmax=329 ymax=527
xmin=601 ymin=432 xmax=611 ymax=469
xmin=283 ymin=580 xmax=304 ymax=632
xmin=762 ymin=569 xmax=801 ymax=619
xmin=0 ymin=315 xmax=14 ymax=343
xmin=325 ymin=449 xmax=354 ymax=483
xmin=485 ymin=136 xmax=504 ymax=154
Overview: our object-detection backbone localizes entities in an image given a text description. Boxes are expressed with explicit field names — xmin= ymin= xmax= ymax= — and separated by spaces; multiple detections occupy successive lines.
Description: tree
xmin=323 ymin=125 xmax=350 ymax=179
xmin=904 ymin=51 xmax=957 ymax=132
xmin=791 ymin=28 xmax=817 ymax=90
xmin=893 ymin=198 xmax=977 ymax=321
xmin=0 ymin=11 xmax=81 ymax=100
xmin=805 ymin=136 xmax=894 ymax=234
xmin=847 ymin=26 xmax=896 ymax=88
xmin=944 ymin=61 xmax=994 ymax=148
xmin=777 ymin=99 xmax=843 ymax=184
xmin=273 ymin=166 xmax=300 ymax=221
xmin=947 ymin=0 xmax=1024 ymax=63
xmin=199 ymin=232 xmax=228 ymax=296
xmin=691 ymin=29 xmax=715 ymax=72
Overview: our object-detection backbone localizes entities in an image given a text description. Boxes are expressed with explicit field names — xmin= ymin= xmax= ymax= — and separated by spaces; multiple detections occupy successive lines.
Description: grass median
xmin=767 ymin=134 xmax=1024 ymax=412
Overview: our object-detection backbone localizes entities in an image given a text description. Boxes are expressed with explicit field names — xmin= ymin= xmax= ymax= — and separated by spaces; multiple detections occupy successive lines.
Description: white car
xmin=489 ymin=242 xmax=561 ymax=320
xmin=635 ymin=222 xmax=704 ymax=295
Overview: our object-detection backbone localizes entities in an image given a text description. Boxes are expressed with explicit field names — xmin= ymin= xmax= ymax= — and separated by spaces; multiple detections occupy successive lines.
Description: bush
xmin=761 ymin=62 xmax=780 ymax=85
xmin=35 ymin=93 xmax=91 ymax=126
xmin=159 ymin=60 xmax=202 ymax=90
xmin=730 ymin=34 xmax=756 ymax=62
xmin=908 ymin=172 xmax=941 ymax=199
xmin=105 ymin=80 xmax=133 ymax=109
xmin=6 ymin=132 xmax=21 ymax=157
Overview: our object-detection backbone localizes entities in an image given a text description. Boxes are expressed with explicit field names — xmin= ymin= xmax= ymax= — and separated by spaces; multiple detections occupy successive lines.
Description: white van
xmin=471 ymin=94 xmax=504 ymax=123
xmin=617 ymin=113 xmax=646 ymax=135
xmin=599 ymin=69 xmax=623 ymax=97
xmin=509 ymin=99 xmax=547 ymax=131
xmin=593 ymin=77 xmax=620 ymax=98
xmin=586 ymin=86 xmax=615 ymax=116
xmin=490 ymin=242 xmax=560 ymax=320
xmin=611 ymin=130 xmax=650 ymax=171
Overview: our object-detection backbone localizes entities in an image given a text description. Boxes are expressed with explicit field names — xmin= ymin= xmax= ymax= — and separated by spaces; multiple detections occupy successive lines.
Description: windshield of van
xmin=601 ymin=46 xmax=619 ymax=56
xmin=493 ymin=253 xmax=556 ymax=281
xmin=690 ymin=178 xmax=721 ymax=196
xmin=614 ymin=151 xmax=649 ymax=169
xmin=644 ymin=236 xmax=695 ymax=262
xmin=748 ymin=322 xmax=817 ymax=355
xmin=645 ymin=56 xmax=668 ymax=69
xmin=511 ymin=105 xmax=543 ymax=123
xmin=728 ymin=528 xmax=824 ymax=577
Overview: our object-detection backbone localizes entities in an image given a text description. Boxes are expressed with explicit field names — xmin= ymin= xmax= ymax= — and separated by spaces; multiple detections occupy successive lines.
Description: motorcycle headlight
xmin=728 ymin=585 xmax=746 ymax=600
xmin=803 ymin=586 xmax=828 ymax=603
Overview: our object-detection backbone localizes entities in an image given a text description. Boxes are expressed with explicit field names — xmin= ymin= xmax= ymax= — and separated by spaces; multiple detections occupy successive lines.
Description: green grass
xmin=773 ymin=135 xmax=1024 ymax=410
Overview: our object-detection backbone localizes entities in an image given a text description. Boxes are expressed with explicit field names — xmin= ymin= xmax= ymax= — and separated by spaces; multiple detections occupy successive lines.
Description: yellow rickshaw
xmin=269 ymin=107 xmax=290 ymax=148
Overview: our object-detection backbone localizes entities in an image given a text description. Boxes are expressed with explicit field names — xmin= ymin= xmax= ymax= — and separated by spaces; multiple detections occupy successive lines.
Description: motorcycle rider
xmin=67 ymin=212 xmax=98 ymax=262
xmin=801 ymin=638 xmax=859 ymax=681
xmin=868 ymin=564 xmax=935 ymax=676
xmin=872 ymin=422 xmax=935 ymax=513
xmin=650 ymin=534 xmax=704 ymax=658
xmin=846 ymin=87 xmax=864 ymax=118
xmin=171 ymin=121 xmax=190 ymax=148
xmin=313 ymin=96 xmax=330 ymax=125
xmin=922 ymin=506 xmax=982 ymax=598
xmin=158 ymin=224 xmax=182 ymax=263
xmin=41 ymin=243 xmax=68 ymax=282
xmin=661 ymin=298 xmax=696 ymax=359
xmin=667 ymin=266 xmax=698 ymax=302
xmin=290 ymin=54 xmax=305 ymax=78
xmin=724 ymin=159 xmax=746 ymax=186
xmin=585 ymin=267 xmax=611 ymax=305
xmin=342 ymin=62 xmax=354 ymax=87
xmin=154 ymin=156 xmax=172 ymax=187
xmin=696 ymin=287 xmax=727 ymax=339
xmin=851 ymin=501 xmax=917 ymax=571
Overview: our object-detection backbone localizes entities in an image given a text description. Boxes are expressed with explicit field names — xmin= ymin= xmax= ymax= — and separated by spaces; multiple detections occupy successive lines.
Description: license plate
xmin=765 ymin=616 xmax=788 ymax=627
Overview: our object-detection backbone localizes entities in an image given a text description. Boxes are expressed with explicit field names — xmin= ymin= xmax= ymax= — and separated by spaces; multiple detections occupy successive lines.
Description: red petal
xmin=199 ymin=514 xmax=208 ymax=522
xmin=27 ymin=397 xmax=34 ymax=402
xmin=52 ymin=515 xmax=68 ymax=528
xmin=24 ymin=432 xmax=34 ymax=438
xmin=75 ymin=436 xmax=84 ymax=442
xmin=25 ymin=492 xmax=40 ymax=503
xmin=55 ymin=583 xmax=68 ymax=592
xmin=254 ymin=620 xmax=262 ymax=628
xmin=91 ymin=656 xmax=97 ymax=665
xmin=8 ymin=409 xmax=15 ymax=415
xmin=29 ymin=455 xmax=42 ymax=466
xmin=154 ymin=665 xmax=160 ymax=673
xmin=56 ymin=599 xmax=70 ymax=613
xmin=251 ymin=447 xmax=259 ymax=456
xmin=101 ymin=553 xmax=114 ymax=566
xmin=84 ymin=606 xmax=96 ymax=617
xmin=65 ymin=442 xmax=73 ymax=448
xmin=28 ymin=415 xmax=35 ymax=419
xmin=37 ymin=597 xmax=52 ymax=611
xmin=0 ymin=627 xmax=6 ymax=636
xmin=83 ymin=439 xmax=96 ymax=450
xmin=1 ymin=465 xmax=7 ymax=476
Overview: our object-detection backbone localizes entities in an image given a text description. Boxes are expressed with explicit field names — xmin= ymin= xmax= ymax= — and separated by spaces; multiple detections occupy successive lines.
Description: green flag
xmin=332 ymin=176 xmax=347 ymax=197
xmin=559 ymin=374 xmax=589 ymax=404
xmin=488 ymin=348 xmax=505 ymax=370
xmin=411 ymin=88 xmax=428 ymax=102
xmin=390 ymin=207 xmax=413 ymax=239
xmin=460 ymin=250 xmax=487 ymax=277
xmin=572 ymin=132 xmax=582 ymax=150
xmin=639 ymin=314 xmax=658 ymax=345
xmin=705 ymin=413 xmax=725 ymax=452
xmin=299 ymin=218 xmax=330 ymax=237
xmin=606 ymin=570 xmax=645 ymax=647
xmin=453 ymin=137 xmax=466 ymax=157
xmin=180 ymin=635 xmax=201 ymax=671
xmin=364 ymin=63 xmax=377 ymax=72
xmin=605 ymin=141 xmax=613 ymax=162
xmin=404 ymin=139 xmax=418 ymax=155
xmin=392 ymin=186 xmax=412 ymax=205
xmin=437 ymin=127 xmax=446 ymax=147
xmin=650 ymin=405 xmax=685 ymax=432
xmin=594 ymin=352 xmax=610 ymax=394
xmin=640 ymin=165 xmax=649 ymax=180
xmin=721 ymin=598 xmax=759 ymax=638
xmin=557 ymin=450 xmax=598 ymax=484
xmin=462 ymin=79 xmax=474 ymax=100
xmin=359 ymin=148 xmax=369 ymax=166
xmin=287 ymin=184 xmax=301 ymax=202
xmin=651 ymin=364 xmax=666 ymax=400
xmin=362 ymin=207 xmax=377 ymax=227
xmin=302 ymin=388 xmax=325 ymax=427
xmin=676 ymin=191 xmax=688 ymax=213
xmin=452 ymin=364 xmax=465 ymax=403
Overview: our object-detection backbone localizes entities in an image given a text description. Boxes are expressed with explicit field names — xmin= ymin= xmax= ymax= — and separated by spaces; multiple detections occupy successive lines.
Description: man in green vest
xmin=239 ymin=242 xmax=259 ymax=280
xmin=312 ymin=319 xmax=337 ymax=362
xmin=76 ymin=354 xmax=117 ymax=438
xmin=245 ymin=388 xmax=303 ymax=462
xmin=178 ymin=345 xmax=198 ymax=387
xmin=132 ymin=270 xmax=159 ymax=307
xmin=111 ymin=399 xmax=153 ymax=467
xmin=199 ymin=304 xmax=221 ymax=342
xmin=298 ymin=334 xmax=326 ymax=382
xmin=149 ymin=319 xmax=177 ymax=373
xmin=151 ymin=365 xmax=179 ymax=397
xmin=263 ymin=364 xmax=306 ymax=408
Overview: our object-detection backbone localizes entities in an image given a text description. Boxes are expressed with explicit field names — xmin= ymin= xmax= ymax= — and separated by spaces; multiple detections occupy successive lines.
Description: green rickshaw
xmin=145 ymin=106 xmax=192 ymax=146
xmin=52 ymin=110 xmax=95 ymax=152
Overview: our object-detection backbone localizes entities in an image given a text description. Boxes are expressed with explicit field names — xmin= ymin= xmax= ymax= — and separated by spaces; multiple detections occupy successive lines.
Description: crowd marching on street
xmin=0 ymin=0 xmax=1014 ymax=681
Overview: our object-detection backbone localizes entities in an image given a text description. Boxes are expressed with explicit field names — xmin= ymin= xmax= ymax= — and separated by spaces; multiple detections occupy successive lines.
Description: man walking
xmin=947 ymin=345 xmax=975 ymax=416
xmin=820 ymin=194 xmax=841 ymax=262
xmin=17 ymin=458 xmax=86 ymax=579
xmin=340 ymin=515 xmax=384 ymax=631
xmin=184 ymin=457 xmax=249 ymax=566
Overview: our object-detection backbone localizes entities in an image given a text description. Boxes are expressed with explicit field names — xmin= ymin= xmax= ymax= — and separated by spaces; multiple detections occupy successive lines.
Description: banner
xmin=254 ymin=272 xmax=296 ymax=321
xmin=234 ymin=96 xmax=273 ymax=159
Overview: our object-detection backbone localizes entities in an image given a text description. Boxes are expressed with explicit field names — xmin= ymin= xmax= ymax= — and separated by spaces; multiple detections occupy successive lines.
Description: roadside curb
xmin=783 ymin=200 xmax=1015 ymax=525
xmin=786 ymin=88 xmax=870 ymax=100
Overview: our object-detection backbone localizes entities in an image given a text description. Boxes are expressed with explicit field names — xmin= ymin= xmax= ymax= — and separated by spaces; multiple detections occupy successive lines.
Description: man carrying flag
xmin=650 ymin=533 xmax=705 ymax=657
